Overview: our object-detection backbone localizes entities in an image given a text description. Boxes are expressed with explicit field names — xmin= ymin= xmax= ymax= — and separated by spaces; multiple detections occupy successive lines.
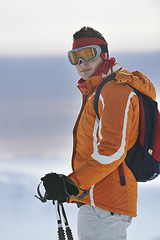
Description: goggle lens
xmin=68 ymin=45 xmax=101 ymax=65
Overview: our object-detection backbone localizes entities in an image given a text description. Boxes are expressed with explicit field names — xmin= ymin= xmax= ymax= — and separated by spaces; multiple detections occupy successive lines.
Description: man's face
xmin=75 ymin=56 xmax=103 ymax=80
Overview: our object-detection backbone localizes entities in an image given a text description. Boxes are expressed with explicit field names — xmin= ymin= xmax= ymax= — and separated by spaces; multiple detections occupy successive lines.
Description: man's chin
xmin=82 ymin=72 xmax=93 ymax=80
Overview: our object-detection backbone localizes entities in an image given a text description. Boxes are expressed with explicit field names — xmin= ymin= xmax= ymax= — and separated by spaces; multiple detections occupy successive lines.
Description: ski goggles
xmin=68 ymin=45 xmax=102 ymax=66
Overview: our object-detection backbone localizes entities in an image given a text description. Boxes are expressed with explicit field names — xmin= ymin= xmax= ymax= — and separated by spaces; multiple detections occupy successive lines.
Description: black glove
xmin=41 ymin=172 xmax=79 ymax=201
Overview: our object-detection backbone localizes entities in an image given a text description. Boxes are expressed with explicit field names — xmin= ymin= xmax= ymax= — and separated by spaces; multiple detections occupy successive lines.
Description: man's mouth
xmin=81 ymin=68 xmax=91 ymax=73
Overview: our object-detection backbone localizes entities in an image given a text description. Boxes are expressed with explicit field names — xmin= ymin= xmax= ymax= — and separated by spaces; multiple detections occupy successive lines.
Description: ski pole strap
xmin=34 ymin=176 xmax=89 ymax=204
xmin=34 ymin=181 xmax=47 ymax=203
xmin=35 ymin=183 xmax=74 ymax=239
xmin=59 ymin=174 xmax=89 ymax=200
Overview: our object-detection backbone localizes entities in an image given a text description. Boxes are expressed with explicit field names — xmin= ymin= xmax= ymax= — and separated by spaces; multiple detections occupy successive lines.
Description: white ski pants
xmin=77 ymin=205 xmax=132 ymax=240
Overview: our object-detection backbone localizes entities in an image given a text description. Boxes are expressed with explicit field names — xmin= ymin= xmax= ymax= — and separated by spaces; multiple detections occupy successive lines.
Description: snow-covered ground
xmin=0 ymin=159 xmax=160 ymax=240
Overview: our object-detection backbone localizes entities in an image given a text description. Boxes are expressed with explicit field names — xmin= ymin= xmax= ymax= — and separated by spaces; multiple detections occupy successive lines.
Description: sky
xmin=0 ymin=0 xmax=160 ymax=56
xmin=0 ymin=0 xmax=160 ymax=161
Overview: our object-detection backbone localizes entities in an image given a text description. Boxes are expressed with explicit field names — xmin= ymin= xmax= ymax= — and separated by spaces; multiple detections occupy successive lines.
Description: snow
xmin=0 ymin=160 xmax=160 ymax=240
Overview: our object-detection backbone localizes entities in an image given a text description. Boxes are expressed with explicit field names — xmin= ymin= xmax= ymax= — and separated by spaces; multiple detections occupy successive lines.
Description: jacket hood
xmin=77 ymin=64 xmax=156 ymax=100
xmin=115 ymin=68 xmax=156 ymax=100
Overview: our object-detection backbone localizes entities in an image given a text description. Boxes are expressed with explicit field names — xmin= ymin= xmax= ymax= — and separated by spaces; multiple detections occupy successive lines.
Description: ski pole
xmin=35 ymin=182 xmax=74 ymax=240
xmin=54 ymin=200 xmax=66 ymax=240
xmin=35 ymin=177 xmax=89 ymax=239
xmin=59 ymin=203 xmax=74 ymax=240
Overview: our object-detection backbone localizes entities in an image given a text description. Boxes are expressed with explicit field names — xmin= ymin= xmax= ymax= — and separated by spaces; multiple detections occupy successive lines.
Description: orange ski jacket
xmin=68 ymin=63 xmax=156 ymax=217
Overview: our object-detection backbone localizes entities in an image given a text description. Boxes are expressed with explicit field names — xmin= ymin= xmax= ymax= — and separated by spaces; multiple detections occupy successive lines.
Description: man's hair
xmin=73 ymin=26 xmax=107 ymax=43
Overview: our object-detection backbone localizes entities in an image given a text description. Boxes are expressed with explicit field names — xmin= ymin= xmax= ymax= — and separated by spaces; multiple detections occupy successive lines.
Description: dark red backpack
xmin=94 ymin=76 xmax=160 ymax=185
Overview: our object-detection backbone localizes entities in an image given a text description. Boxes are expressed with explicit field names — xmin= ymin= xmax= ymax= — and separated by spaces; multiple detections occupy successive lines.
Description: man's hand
xmin=41 ymin=173 xmax=79 ymax=201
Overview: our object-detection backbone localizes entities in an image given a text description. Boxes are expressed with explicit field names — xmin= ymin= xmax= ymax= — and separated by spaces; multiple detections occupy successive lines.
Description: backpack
xmin=94 ymin=75 xmax=160 ymax=185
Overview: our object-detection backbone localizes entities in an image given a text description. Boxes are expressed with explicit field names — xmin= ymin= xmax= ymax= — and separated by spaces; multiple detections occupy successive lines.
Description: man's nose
xmin=78 ymin=60 xmax=88 ymax=66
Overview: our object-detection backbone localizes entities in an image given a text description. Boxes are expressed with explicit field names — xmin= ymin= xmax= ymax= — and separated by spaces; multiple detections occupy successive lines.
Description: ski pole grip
xmin=66 ymin=227 xmax=74 ymax=240
xmin=57 ymin=227 xmax=65 ymax=240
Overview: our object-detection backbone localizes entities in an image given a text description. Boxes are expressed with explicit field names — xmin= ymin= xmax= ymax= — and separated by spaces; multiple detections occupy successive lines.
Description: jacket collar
xmin=78 ymin=63 xmax=122 ymax=95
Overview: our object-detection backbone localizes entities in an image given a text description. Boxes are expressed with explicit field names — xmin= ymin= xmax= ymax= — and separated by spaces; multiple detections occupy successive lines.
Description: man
xmin=41 ymin=27 xmax=156 ymax=239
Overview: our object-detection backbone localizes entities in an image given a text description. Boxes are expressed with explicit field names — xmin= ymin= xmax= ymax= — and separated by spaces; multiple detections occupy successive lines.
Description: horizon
xmin=0 ymin=52 xmax=160 ymax=161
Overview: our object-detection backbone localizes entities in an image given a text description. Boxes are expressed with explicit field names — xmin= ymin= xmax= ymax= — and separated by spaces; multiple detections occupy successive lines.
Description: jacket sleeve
xmin=68 ymin=83 xmax=139 ymax=190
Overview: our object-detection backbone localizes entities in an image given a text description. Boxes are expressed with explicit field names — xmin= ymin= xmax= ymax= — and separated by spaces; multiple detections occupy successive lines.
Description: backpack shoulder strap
xmin=94 ymin=74 xmax=115 ymax=120
xmin=126 ymin=83 xmax=140 ymax=97
xmin=94 ymin=74 xmax=127 ymax=186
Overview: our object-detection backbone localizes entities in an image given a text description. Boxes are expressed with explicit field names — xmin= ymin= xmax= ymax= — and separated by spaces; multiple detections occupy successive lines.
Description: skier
xmin=41 ymin=27 xmax=156 ymax=240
